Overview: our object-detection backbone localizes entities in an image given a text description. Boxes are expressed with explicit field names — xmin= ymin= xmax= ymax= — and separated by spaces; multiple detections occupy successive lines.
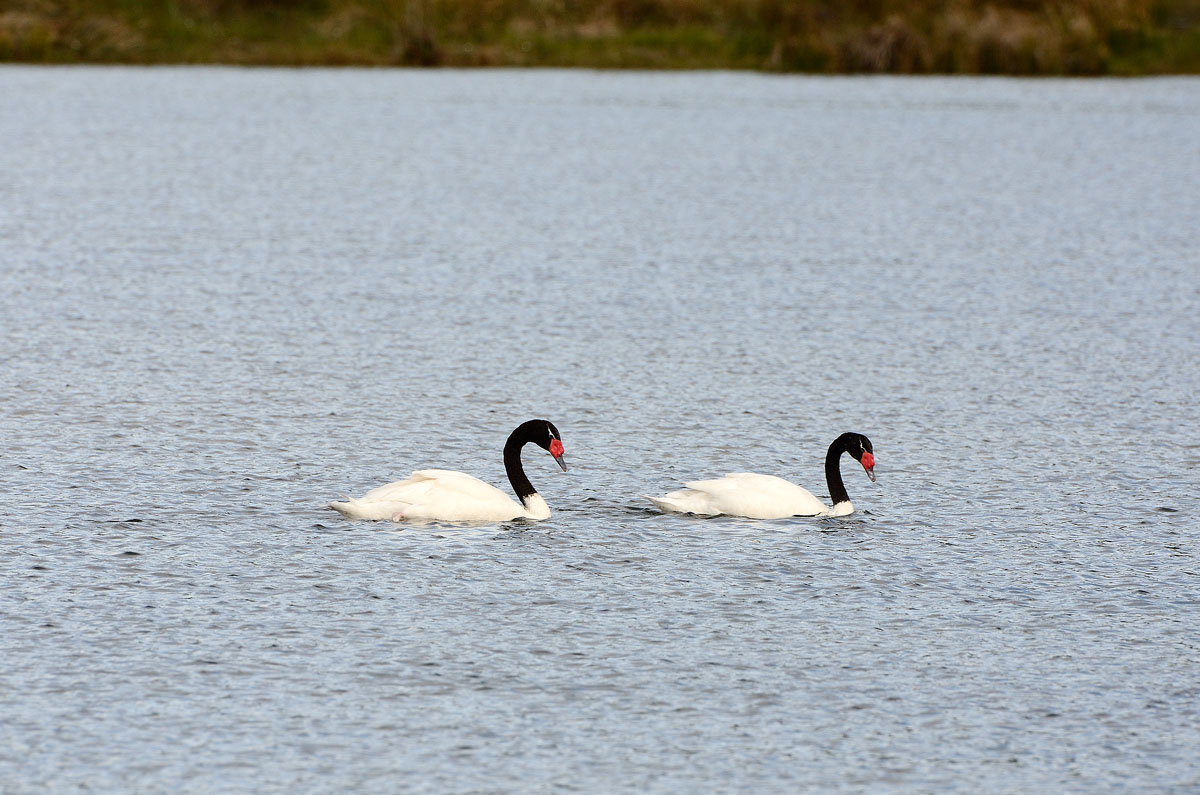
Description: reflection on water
xmin=1 ymin=67 xmax=1198 ymax=791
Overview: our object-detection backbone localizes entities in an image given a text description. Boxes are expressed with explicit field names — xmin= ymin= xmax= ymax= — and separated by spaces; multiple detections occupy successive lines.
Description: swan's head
xmin=538 ymin=420 xmax=568 ymax=472
xmin=849 ymin=433 xmax=875 ymax=482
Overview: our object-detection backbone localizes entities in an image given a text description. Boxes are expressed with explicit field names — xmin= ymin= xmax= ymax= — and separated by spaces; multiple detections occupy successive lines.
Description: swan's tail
xmin=645 ymin=491 xmax=719 ymax=516
xmin=328 ymin=497 xmax=406 ymax=521
xmin=328 ymin=497 xmax=357 ymax=517
xmin=645 ymin=494 xmax=690 ymax=514
xmin=645 ymin=495 xmax=671 ymax=512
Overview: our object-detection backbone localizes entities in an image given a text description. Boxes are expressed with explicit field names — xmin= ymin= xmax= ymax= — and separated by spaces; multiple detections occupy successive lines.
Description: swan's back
xmin=647 ymin=472 xmax=832 ymax=519
xmin=329 ymin=469 xmax=528 ymax=522
xmin=360 ymin=470 xmax=511 ymax=503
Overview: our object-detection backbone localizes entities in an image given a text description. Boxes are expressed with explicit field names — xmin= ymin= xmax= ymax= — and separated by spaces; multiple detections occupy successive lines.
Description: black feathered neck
xmin=503 ymin=419 xmax=557 ymax=503
xmin=824 ymin=432 xmax=871 ymax=507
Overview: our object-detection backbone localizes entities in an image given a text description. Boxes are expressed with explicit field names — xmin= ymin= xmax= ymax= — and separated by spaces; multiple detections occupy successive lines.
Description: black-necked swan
xmin=329 ymin=419 xmax=567 ymax=522
xmin=647 ymin=432 xmax=875 ymax=519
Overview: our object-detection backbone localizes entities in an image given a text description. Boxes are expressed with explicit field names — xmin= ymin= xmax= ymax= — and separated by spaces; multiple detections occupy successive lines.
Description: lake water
xmin=1 ymin=66 xmax=1198 ymax=791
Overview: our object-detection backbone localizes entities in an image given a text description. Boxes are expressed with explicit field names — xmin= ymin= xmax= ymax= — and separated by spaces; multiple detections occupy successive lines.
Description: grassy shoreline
xmin=2 ymin=0 xmax=1199 ymax=74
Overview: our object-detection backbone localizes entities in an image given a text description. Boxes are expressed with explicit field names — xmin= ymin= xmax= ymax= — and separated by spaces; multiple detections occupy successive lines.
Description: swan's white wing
xmin=329 ymin=473 xmax=436 ymax=519
xmin=685 ymin=472 xmax=799 ymax=491
xmin=334 ymin=469 xmax=526 ymax=522
xmin=358 ymin=472 xmax=437 ymax=503
xmin=355 ymin=469 xmax=502 ymax=502
xmin=649 ymin=472 xmax=829 ymax=519
xmin=405 ymin=470 xmax=516 ymax=502
xmin=399 ymin=469 xmax=525 ymax=521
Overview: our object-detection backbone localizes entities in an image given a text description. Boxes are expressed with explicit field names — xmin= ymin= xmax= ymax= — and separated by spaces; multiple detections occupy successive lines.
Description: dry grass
xmin=1 ymin=0 xmax=1197 ymax=73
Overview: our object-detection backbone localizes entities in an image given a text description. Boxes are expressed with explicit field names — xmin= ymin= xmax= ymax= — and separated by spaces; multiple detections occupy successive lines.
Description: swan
xmin=646 ymin=432 xmax=875 ymax=519
xmin=329 ymin=419 xmax=567 ymax=522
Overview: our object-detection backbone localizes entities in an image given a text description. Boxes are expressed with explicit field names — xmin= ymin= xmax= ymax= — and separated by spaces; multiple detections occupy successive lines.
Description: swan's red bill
xmin=861 ymin=451 xmax=876 ymax=482
xmin=549 ymin=439 xmax=567 ymax=471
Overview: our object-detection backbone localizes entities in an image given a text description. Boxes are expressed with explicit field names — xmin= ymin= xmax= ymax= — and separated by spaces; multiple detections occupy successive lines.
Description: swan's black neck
xmin=503 ymin=422 xmax=540 ymax=504
xmin=824 ymin=435 xmax=852 ymax=507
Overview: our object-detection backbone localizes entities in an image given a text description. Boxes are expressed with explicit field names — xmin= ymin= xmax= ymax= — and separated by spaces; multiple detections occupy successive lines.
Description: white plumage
xmin=330 ymin=469 xmax=550 ymax=522
xmin=646 ymin=473 xmax=851 ymax=519
xmin=647 ymin=432 xmax=875 ymax=520
xmin=328 ymin=419 xmax=565 ymax=524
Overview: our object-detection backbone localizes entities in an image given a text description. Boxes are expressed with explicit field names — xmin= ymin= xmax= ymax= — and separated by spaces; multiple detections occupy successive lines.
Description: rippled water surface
xmin=2 ymin=67 xmax=1199 ymax=791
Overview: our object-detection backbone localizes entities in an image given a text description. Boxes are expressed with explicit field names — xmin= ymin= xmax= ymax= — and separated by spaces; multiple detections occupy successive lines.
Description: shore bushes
xmin=2 ymin=0 xmax=1198 ymax=73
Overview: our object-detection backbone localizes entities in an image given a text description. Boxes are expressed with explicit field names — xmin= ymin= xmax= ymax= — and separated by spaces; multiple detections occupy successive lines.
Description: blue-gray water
xmin=2 ymin=67 xmax=1198 ymax=792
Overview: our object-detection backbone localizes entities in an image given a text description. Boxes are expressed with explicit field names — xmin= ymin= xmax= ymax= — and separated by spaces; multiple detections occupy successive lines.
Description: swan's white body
xmin=329 ymin=469 xmax=551 ymax=523
xmin=329 ymin=418 xmax=565 ymax=524
xmin=647 ymin=473 xmax=852 ymax=519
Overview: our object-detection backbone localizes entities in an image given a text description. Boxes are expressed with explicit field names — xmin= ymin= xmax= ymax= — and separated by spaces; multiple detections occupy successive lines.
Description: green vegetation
xmin=2 ymin=0 xmax=1198 ymax=73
